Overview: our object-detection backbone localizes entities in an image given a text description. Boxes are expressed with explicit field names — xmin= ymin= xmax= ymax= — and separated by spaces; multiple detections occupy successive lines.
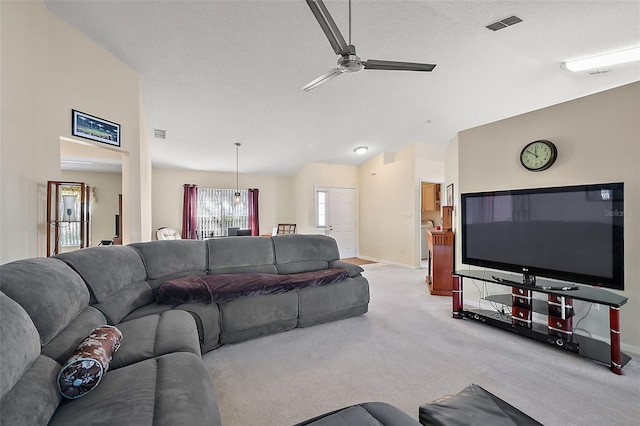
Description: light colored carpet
xmin=203 ymin=263 xmax=640 ymax=425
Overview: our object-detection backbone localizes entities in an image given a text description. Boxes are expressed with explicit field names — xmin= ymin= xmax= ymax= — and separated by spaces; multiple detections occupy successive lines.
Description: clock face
xmin=520 ymin=140 xmax=557 ymax=171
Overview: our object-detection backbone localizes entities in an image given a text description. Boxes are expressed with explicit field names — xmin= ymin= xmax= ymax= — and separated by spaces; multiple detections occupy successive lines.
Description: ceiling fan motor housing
xmin=338 ymin=54 xmax=363 ymax=72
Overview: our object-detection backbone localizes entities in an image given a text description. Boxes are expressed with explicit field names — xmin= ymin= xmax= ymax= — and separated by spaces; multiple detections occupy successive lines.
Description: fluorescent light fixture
xmin=354 ymin=146 xmax=368 ymax=155
xmin=562 ymin=47 xmax=640 ymax=72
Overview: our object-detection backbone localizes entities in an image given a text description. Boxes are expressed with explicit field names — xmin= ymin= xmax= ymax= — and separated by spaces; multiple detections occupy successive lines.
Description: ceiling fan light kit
xmin=302 ymin=0 xmax=436 ymax=91
xmin=562 ymin=46 xmax=640 ymax=72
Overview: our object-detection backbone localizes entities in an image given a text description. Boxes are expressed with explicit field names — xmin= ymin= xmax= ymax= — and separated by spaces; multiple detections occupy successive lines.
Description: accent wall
xmin=453 ymin=82 xmax=640 ymax=355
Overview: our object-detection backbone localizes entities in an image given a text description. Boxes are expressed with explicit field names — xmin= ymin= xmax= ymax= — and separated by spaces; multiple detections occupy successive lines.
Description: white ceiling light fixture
xmin=234 ymin=142 xmax=241 ymax=203
xmin=354 ymin=146 xmax=368 ymax=155
xmin=562 ymin=46 xmax=640 ymax=72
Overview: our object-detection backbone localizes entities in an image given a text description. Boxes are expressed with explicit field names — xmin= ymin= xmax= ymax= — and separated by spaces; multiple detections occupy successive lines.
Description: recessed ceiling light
xmin=354 ymin=146 xmax=368 ymax=155
xmin=562 ymin=47 xmax=640 ymax=72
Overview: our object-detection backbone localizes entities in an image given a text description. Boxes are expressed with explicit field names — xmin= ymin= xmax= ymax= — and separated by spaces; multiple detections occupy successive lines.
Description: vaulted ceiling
xmin=47 ymin=0 xmax=640 ymax=175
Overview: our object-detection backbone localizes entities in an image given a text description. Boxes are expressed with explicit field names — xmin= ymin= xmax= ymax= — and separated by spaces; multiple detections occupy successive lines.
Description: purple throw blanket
xmin=156 ymin=269 xmax=349 ymax=305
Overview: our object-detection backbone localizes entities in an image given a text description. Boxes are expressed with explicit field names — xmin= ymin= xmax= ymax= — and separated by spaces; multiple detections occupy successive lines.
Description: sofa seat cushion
xmin=48 ymin=352 xmax=221 ymax=426
xmin=0 ymin=355 xmax=62 ymax=426
xmin=110 ymin=310 xmax=201 ymax=369
xmin=123 ymin=301 xmax=221 ymax=355
xmin=120 ymin=301 xmax=173 ymax=322
xmin=295 ymin=402 xmax=420 ymax=426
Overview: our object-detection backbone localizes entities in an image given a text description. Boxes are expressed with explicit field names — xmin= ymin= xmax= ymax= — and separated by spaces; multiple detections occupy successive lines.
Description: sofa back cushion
xmin=130 ymin=240 xmax=208 ymax=293
xmin=207 ymin=237 xmax=277 ymax=274
xmin=0 ymin=258 xmax=90 ymax=345
xmin=0 ymin=293 xmax=62 ymax=425
xmin=273 ymin=234 xmax=340 ymax=274
xmin=0 ymin=292 xmax=41 ymax=399
xmin=56 ymin=246 xmax=153 ymax=324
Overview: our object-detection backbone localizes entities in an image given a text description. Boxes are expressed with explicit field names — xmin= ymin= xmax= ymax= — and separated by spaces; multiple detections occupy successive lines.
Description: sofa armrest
xmin=329 ymin=260 xmax=364 ymax=277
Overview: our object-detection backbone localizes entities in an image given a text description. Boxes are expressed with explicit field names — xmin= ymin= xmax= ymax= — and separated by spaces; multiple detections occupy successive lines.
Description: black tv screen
xmin=461 ymin=182 xmax=624 ymax=290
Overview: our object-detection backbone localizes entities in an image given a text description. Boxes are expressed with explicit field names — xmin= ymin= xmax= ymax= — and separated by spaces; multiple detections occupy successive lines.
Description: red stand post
xmin=452 ymin=276 xmax=463 ymax=319
xmin=609 ymin=307 xmax=622 ymax=375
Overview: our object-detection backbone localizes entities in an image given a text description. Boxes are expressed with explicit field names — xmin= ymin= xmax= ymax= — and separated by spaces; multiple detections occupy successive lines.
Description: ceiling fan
xmin=302 ymin=0 xmax=436 ymax=91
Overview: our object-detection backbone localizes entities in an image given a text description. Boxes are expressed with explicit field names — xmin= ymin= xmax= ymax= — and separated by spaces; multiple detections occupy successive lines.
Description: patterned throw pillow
xmin=57 ymin=325 xmax=123 ymax=399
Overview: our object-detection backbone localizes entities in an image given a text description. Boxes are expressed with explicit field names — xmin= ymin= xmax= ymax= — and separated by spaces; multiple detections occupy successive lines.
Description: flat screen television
xmin=461 ymin=182 xmax=624 ymax=290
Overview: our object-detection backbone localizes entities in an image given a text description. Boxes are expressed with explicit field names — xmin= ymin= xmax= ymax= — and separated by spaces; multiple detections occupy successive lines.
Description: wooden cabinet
xmin=421 ymin=183 xmax=441 ymax=211
xmin=427 ymin=230 xmax=454 ymax=296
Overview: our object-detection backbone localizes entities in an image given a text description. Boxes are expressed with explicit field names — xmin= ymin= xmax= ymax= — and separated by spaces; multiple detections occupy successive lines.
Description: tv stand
xmin=452 ymin=270 xmax=630 ymax=374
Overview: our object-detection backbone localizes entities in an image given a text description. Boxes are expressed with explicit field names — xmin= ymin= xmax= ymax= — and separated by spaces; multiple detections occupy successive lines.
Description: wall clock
xmin=520 ymin=140 xmax=557 ymax=171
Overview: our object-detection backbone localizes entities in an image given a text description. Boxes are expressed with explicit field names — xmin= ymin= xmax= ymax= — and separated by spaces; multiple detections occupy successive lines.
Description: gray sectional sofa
xmin=0 ymin=234 xmax=380 ymax=425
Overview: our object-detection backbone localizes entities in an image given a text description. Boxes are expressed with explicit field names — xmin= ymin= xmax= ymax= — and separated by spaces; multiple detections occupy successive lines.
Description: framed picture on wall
xmin=446 ymin=183 xmax=454 ymax=206
xmin=72 ymin=110 xmax=121 ymax=147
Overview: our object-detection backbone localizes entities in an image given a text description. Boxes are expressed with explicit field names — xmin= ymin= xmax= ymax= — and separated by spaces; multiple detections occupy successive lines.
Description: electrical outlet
xmin=403 ymin=212 xmax=411 ymax=218
xmin=594 ymin=303 xmax=600 ymax=310
xmin=400 ymin=248 xmax=405 ymax=254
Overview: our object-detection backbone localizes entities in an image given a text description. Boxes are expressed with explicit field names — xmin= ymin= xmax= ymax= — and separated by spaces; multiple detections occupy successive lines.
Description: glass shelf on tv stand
xmin=454 ymin=270 xmax=627 ymax=307
xmin=451 ymin=270 xmax=630 ymax=374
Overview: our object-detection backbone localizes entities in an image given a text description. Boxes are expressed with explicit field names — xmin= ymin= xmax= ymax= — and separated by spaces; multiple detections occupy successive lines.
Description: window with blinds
xmin=197 ymin=188 xmax=248 ymax=238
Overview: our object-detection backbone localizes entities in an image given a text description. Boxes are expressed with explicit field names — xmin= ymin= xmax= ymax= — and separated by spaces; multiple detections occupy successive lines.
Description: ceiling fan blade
xmin=306 ymin=0 xmax=350 ymax=56
xmin=301 ymin=68 xmax=342 ymax=92
xmin=363 ymin=59 xmax=437 ymax=72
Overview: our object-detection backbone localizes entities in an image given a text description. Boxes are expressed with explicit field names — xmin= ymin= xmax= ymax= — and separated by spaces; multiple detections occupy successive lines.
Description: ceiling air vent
xmin=154 ymin=129 xmax=166 ymax=139
xmin=486 ymin=15 xmax=523 ymax=31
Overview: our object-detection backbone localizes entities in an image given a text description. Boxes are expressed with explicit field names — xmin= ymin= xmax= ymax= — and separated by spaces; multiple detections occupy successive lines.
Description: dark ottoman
xmin=419 ymin=384 xmax=542 ymax=426
xmin=295 ymin=402 xmax=420 ymax=426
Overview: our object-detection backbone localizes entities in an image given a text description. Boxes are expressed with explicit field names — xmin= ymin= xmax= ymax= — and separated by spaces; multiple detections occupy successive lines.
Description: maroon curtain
xmin=182 ymin=184 xmax=198 ymax=239
xmin=248 ymin=188 xmax=259 ymax=236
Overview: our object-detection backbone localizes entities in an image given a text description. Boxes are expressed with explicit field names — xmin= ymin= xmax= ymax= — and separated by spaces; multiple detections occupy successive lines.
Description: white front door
xmin=328 ymin=187 xmax=357 ymax=258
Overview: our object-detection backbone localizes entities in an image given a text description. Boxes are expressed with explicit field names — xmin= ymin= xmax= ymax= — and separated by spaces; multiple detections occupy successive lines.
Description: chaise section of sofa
xmin=0 ymin=288 xmax=220 ymax=426
xmin=0 ymin=256 xmax=220 ymax=426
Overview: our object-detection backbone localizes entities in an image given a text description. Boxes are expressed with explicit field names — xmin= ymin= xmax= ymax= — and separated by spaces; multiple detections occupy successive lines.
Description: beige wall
xmin=0 ymin=1 xmax=148 ymax=263
xmin=456 ymin=82 xmax=640 ymax=354
xmin=152 ymin=168 xmax=292 ymax=237
xmin=444 ymin=135 xmax=459 ymax=241
xmin=61 ymin=170 xmax=122 ymax=245
xmin=358 ymin=145 xmax=418 ymax=265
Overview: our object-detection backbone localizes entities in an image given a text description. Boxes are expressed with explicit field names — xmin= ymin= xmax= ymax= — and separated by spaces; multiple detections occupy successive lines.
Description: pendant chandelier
xmin=234 ymin=142 xmax=241 ymax=203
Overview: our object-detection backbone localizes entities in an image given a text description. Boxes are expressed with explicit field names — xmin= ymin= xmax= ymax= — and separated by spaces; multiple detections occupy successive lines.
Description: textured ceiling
xmin=47 ymin=0 xmax=640 ymax=175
